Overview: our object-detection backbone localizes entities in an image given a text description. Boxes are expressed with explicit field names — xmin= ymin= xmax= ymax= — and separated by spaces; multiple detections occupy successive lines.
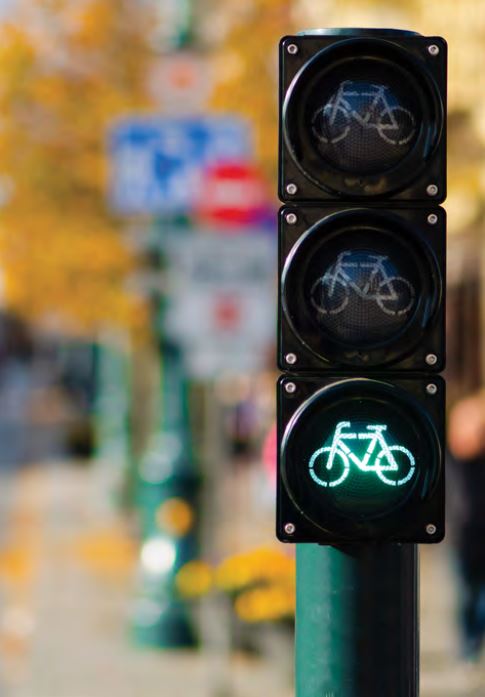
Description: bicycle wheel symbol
xmin=376 ymin=277 xmax=415 ymax=316
xmin=375 ymin=446 xmax=416 ymax=487
xmin=309 ymin=447 xmax=350 ymax=488
xmin=377 ymin=106 xmax=416 ymax=146
xmin=310 ymin=276 xmax=349 ymax=315
xmin=311 ymin=104 xmax=350 ymax=145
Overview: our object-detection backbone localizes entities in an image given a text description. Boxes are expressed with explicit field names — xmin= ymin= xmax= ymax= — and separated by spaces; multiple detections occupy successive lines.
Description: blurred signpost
xmin=108 ymin=116 xmax=252 ymax=216
xmin=107 ymin=108 xmax=274 ymax=652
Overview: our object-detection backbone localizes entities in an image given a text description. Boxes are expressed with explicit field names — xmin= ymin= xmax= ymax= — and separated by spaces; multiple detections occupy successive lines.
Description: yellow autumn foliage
xmin=175 ymin=547 xmax=296 ymax=622
xmin=235 ymin=583 xmax=295 ymax=623
xmin=215 ymin=547 xmax=295 ymax=592
xmin=0 ymin=0 xmax=153 ymax=335
xmin=176 ymin=560 xmax=214 ymax=599
xmin=209 ymin=0 xmax=295 ymax=185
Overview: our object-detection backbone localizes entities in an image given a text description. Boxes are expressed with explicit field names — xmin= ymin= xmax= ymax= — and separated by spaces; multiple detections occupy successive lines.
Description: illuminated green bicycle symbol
xmin=309 ymin=421 xmax=416 ymax=488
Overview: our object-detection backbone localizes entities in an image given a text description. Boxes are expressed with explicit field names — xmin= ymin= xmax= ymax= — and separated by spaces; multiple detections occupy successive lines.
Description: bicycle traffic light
xmin=279 ymin=30 xmax=446 ymax=202
xmin=276 ymin=29 xmax=447 ymax=545
xmin=278 ymin=375 xmax=444 ymax=544
xmin=279 ymin=205 xmax=445 ymax=372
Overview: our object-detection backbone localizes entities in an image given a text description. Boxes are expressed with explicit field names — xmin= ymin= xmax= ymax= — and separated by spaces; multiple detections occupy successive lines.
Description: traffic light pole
xmin=278 ymin=27 xmax=446 ymax=697
xmin=296 ymin=543 xmax=418 ymax=697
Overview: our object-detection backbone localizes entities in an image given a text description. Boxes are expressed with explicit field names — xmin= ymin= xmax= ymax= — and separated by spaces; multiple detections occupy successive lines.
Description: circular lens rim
xmin=281 ymin=208 xmax=442 ymax=367
xmin=283 ymin=38 xmax=444 ymax=198
xmin=281 ymin=378 xmax=442 ymax=538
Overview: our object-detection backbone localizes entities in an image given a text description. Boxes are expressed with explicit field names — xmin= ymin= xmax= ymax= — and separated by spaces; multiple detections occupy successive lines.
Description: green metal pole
xmin=132 ymin=342 xmax=199 ymax=649
xmin=296 ymin=544 xmax=418 ymax=697
xmin=130 ymin=214 xmax=198 ymax=649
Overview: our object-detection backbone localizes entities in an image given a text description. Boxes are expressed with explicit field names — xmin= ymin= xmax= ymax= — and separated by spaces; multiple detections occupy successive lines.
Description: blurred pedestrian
xmin=448 ymin=390 xmax=485 ymax=660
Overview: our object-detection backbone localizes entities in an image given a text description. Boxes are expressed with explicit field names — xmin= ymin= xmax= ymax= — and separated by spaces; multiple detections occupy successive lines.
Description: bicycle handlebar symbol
xmin=308 ymin=421 xmax=416 ymax=488
xmin=310 ymin=250 xmax=415 ymax=317
xmin=311 ymin=80 xmax=416 ymax=147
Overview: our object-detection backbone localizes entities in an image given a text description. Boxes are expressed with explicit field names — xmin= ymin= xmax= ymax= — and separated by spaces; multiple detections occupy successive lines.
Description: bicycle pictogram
xmin=310 ymin=250 xmax=415 ymax=317
xmin=309 ymin=421 xmax=416 ymax=488
xmin=311 ymin=80 xmax=416 ymax=146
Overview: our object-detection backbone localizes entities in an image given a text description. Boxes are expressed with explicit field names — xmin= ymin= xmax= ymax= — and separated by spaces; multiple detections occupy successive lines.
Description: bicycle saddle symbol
xmin=311 ymin=80 xmax=416 ymax=147
xmin=308 ymin=421 xmax=416 ymax=488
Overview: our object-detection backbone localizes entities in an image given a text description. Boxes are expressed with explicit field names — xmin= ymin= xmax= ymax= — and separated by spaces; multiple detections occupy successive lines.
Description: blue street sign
xmin=108 ymin=116 xmax=252 ymax=215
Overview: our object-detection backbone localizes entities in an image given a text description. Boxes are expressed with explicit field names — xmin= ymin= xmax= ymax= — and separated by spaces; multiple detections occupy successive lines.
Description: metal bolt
xmin=284 ymin=382 xmax=297 ymax=394
xmin=285 ymin=352 xmax=297 ymax=365
xmin=428 ymin=44 xmax=440 ymax=56
xmin=426 ymin=383 xmax=438 ymax=395
xmin=285 ymin=212 xmax=298 ymax=225
xmin=286 ymin=183 xmax=298 ymax=196
xmin=427 ymin=213 xmax=438 ymax=225
xmin=284 ymin=522 xmax=296 ymax=535
xmin=426 ymin=184 xmax=439 ymax=197
xmin=287 ymin=43 xmax=298 ymax=55
xmin=426 ymin=523 xmax=437 ymax=535
xmin=425 ymin=353 xmax=438 ymax=366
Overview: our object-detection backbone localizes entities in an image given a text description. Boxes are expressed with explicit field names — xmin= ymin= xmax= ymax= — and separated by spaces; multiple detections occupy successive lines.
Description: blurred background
xmin=0 ymin=1 xmax=482 ymax=696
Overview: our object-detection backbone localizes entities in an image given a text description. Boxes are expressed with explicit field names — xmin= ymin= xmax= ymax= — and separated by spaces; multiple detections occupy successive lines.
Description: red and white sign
xmin=195 ymin=162 xmax=271 ymax=228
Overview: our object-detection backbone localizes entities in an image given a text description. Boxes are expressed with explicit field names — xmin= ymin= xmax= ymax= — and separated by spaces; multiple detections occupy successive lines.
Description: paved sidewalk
xmin=0 ymin=464 xmax=292 ymax=697
xmin=0 ymin=462 xmax=482 ymax=697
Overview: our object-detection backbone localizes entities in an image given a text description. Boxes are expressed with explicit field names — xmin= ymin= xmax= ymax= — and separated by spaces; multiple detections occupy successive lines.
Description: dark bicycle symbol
xmin=310 ymin=250 xmax=415 ymax=317
xmin=311 ymin=80 xmax=416 ymax=147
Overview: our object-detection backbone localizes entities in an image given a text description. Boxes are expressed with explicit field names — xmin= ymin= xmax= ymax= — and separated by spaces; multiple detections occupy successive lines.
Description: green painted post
xmin=296 ymin=544 xmax=418 ymax=697
xmin=132 ymin=342 xmax=199 ymax=649
xmin=128 ymin=211 xmax=199 ymax=649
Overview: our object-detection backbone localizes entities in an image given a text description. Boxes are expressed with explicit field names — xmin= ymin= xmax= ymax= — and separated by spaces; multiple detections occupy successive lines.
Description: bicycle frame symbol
xmin=310 ymin=250 xmax=415 ymax=317
xmin=308 ymin=421 xmax=416 ymax=488
xmin=311 ymin=80 xmax=416 ymax=146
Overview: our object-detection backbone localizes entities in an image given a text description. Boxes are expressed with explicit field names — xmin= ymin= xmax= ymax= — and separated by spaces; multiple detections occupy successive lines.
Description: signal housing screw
xmin=426 ymin=184 xmax=439 ymax=197
xmin=284 ymin=522 xmax=296 ymax=535
xmin=428 ymin=44 xmax=440 ymax=56
xmin=427 ymin=213 xmax=438 ymax=225
xmin=425 ymin=353 xmax=438 ymax=366
xmin=287 ymin=43 xmax=298 ymax=55
xmin=285 ymin=382 xmax=297 ymax=394
xmin=286 ymin=212 xmax=298 ymax=225
xmin=285 ymin=353 xmax=297 ymax=365
xmin=426 ymin=383 xmax=438 ymax=395
xmin=426 ymin=523 xmax=437 ymax=535
xmin=286 ymin=183 xmax=298 ymax=196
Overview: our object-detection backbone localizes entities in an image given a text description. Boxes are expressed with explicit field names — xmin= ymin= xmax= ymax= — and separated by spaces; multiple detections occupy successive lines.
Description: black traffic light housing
xmin=276 ymin=28 xmax=447 ymax=546
xmin=279 ymin=30 xmax=447 ymax=203
xmin=278 ymin=205 xmax=446 ymax=372
xmin=277 ymin=374 xmax=445 ymax=544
